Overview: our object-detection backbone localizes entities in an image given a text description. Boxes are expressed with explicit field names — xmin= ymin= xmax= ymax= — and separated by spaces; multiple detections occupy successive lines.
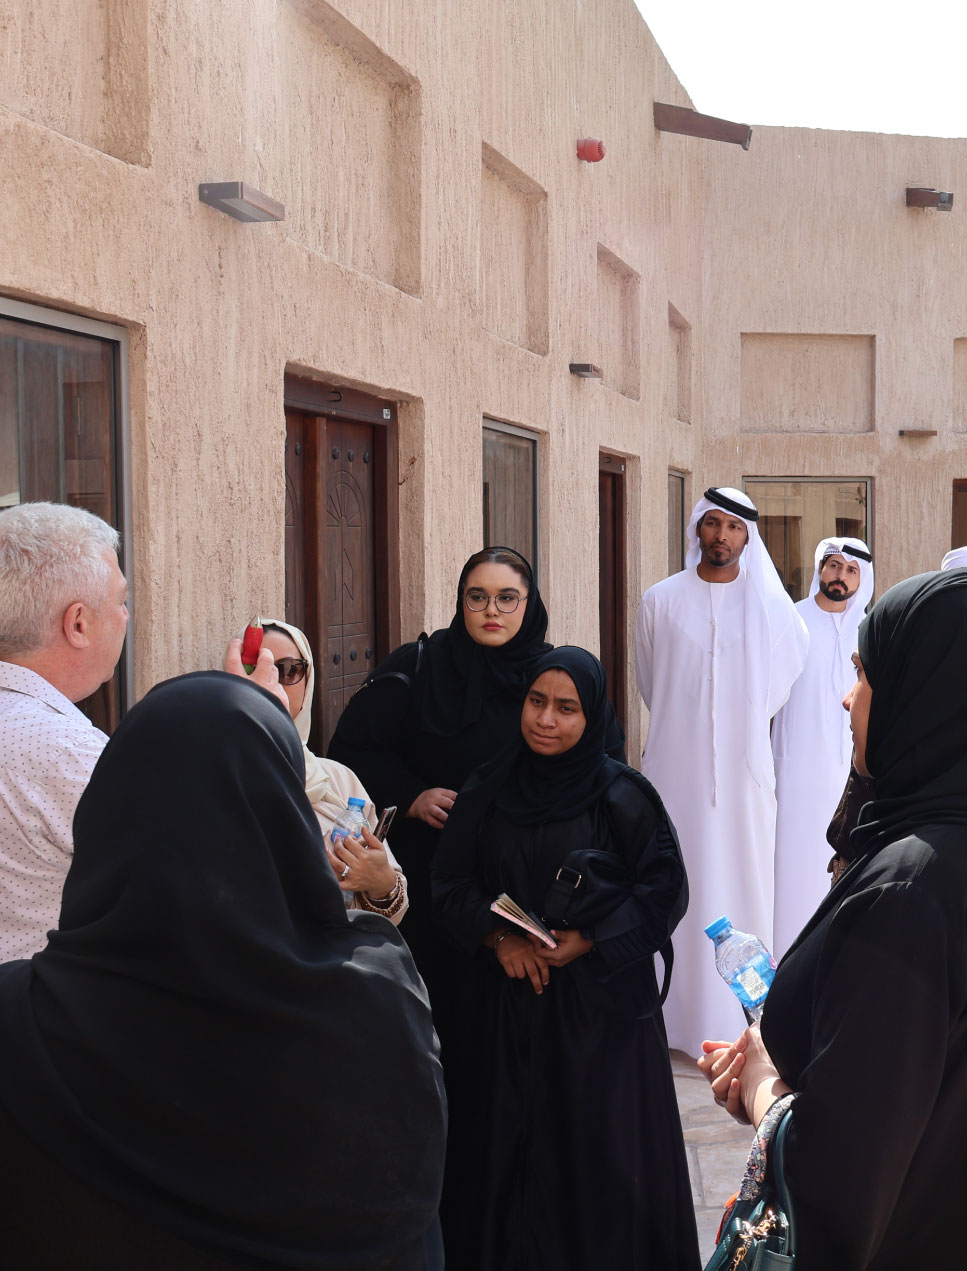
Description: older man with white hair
xmin=771 ymin=537 xmax=874 ymax=958
xmin=0 ymin=502 xmax=129 ymax=960
xmin=635 ymin=487 xmax=808 ymax=1054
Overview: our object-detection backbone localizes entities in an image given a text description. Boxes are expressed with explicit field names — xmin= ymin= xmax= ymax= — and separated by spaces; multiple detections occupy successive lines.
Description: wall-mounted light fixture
xmin=569 ymin=363 xmax=603 ymax=379
xmin=198 ymin=182 xmax=285 ymax=222
xmin=905 ymin=187 xmax=953 ymax=211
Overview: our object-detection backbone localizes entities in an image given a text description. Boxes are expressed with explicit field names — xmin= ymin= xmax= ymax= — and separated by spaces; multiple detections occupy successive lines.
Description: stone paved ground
xmin=670 ymin=1049 xmax=756 ymax=1263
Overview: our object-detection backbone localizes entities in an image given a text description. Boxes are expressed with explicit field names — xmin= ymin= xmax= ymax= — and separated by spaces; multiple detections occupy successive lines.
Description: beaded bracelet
xmin=357 ymin=873 xmax=407 ymax=920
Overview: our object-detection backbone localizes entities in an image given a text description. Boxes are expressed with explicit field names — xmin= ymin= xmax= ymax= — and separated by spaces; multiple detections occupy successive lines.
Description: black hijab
xmin=414 ymin=548 xmax=551 ymax=736
xmin=851 ymin=570 xmax=967 ymax=855
xmin=468 ymin=646 xmax=625 ymax=826
xmin=0 ymin=673 xmax=445 ymax=1268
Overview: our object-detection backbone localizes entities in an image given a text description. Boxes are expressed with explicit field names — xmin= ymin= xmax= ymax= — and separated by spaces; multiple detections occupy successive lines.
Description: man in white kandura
xmin=771 ymin=538 xmax=874 ymax=959
xmin=634 ymin=487 xmax=808 ymax=1056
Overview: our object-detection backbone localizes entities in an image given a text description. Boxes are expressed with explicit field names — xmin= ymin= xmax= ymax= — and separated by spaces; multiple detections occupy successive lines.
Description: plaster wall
xmin=1 ymin=0 xmax=965 ymax=758
xmin=699 ymin=126 xmax=967 ymax=595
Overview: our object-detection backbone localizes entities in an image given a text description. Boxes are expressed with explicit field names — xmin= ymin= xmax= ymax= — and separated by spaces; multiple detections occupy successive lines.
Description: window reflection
xmin=744 ymin=479 xmax=870 ymax=602
xmin=482 ymin=422 xmax=537 ymax=569
xmin=0 ymin=314 xmax=123 ymax=731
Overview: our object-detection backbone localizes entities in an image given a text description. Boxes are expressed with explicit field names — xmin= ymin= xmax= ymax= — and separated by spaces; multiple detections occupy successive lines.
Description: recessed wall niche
xmin=597 ymin=245 xmax=640 ymax=400
xmin=740 ymin=333 xmax=875 ymax=433
xmin=283 ymin=0 xmax=422 ymax=295
xmin=953 ymin=339 xmax=967 ymax=432
xmin=479 ymin=144 xmax=548 ymax=354
xmin=667 ymin=303 xmax=692 ymax=422
xmin=0 ymin=0 xmax=149 ymax=164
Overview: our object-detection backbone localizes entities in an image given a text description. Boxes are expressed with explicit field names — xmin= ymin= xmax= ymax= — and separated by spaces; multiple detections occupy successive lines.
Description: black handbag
xmin=543 ymin=848 xmax=631 ymax=930
xmin=704 ymin=1101 xmax=797 ymax=1270
xmin=542 ymin=847 xmax=674 ymax=1010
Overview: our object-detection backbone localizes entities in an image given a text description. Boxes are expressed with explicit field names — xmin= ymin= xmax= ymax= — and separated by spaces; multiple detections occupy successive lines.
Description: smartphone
xmin=374 ymin=806 xmax=397 ymax=842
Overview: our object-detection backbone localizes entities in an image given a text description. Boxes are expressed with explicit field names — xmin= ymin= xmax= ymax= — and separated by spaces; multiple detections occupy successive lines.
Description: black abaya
xmin=758 ymin=571 xmax=967 ymax=1268
xmin=327 ymin=554 xmax=554 ymax=1002
xmin=327 ymin=592 xmax=625 ymax=1003
xmin=761 ymin=826 xmax=966 ymax=1270
xmin=0 ymin=672 xmax=446 ymax=1269
xmin=432 ymin=648 xmax=699 ymax=1271
xmin=327 ymin=653 xmax=530 ymax=999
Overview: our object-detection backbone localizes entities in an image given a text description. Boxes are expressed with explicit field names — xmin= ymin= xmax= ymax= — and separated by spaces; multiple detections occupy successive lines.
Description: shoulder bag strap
xmin=351 ymin=634 xmax=428 ymax=698
xmin=770 ymin=1108 xmax=797 ymax=1259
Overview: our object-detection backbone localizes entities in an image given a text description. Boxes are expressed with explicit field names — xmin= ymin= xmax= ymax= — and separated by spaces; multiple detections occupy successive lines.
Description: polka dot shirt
xmin=0 ymin=662 xmax=108 ymax=961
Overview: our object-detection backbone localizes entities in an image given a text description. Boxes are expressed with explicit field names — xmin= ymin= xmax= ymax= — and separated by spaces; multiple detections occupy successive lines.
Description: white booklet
xmin=490 ymin=893 xmax=558 ymax=949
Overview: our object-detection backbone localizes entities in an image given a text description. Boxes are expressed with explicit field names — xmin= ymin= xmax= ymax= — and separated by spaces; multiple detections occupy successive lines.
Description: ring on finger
xmin=340 ymin=865 xmax=350 ymax=880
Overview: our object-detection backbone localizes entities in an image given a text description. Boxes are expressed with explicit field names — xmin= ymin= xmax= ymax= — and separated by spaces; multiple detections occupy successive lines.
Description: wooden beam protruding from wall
xmin=906 ymin=187 xmax=953 ymax=211
xmin=653 ymin=102 xmax=752 ymax=150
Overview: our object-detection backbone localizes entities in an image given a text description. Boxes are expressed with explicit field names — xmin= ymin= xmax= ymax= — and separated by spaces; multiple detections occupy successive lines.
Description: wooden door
xmin=952 ymin=480 xmax=967 ymax=548
xmin=323 ymin=419 xmax=378 ymax=740
xmin=284 ymin=380 xmax=398 ymax=753
xmin=598 ymin=456 xmax=627 ymax=731
xmin=284 ymin=411 xmax=306 ymax=631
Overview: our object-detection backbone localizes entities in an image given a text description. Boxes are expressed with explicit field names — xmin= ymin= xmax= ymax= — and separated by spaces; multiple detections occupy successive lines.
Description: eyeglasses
xmin=276 ymin=657 xmax=309 ymax=686
xmin=464 ymin=590 xmax=528 ymax=614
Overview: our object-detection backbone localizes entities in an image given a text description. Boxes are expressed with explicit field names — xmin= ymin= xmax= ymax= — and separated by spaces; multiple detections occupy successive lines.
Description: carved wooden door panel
xmin=284 ymin=409 xmax=308 ymax=633
xmin=323 ymin=419 xmax=377 ymax=747
xmin=284 ymin=378 xmax=397 ymax=755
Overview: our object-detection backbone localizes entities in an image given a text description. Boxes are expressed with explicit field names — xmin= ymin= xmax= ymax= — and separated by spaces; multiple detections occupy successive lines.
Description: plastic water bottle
xmin=704 ymin=916 xmax=777 ymax=1022
xmin=330 ymin=796 xmax=367 ymax=847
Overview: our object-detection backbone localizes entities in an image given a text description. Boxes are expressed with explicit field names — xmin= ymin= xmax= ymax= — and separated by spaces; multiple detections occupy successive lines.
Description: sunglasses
xmin=276 ymin=657 xmax=309 ymax=686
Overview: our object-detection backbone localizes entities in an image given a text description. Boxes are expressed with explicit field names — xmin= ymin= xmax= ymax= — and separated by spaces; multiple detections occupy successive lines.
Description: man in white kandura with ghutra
xmin=634 ymin=487 xmax=808 ymax=1056
xmin=771 ymin=537 xmax=874 ymax=959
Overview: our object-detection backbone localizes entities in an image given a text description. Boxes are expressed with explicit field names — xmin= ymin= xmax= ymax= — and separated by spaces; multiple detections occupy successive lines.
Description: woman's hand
xmin=328 ymin=825 xmax=399 ymax=897
xmin=224 ymin=638 xmax=289 ymax=710
xmin=699 ymin=1027 xmax=792 ymax=1127
xmin=698 ymin=1036 xmax=751 ymax=1125
xmin=407 ymin=787 xmax=458 ymax=829
xmin=534 ymin=929 xmax=593 ymax=967
xmin=492 ymin=931 xmax=549 ymax=995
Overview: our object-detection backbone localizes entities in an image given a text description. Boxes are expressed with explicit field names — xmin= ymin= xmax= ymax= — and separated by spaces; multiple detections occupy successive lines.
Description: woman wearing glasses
xmin=328 ymin=548 xmax=555 ymax=1002
xmin=241 ymin=619 xmax=408 ymax=924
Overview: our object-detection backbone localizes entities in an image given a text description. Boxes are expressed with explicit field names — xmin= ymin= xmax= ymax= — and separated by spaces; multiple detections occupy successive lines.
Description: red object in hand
xmin=576 ymin=137 xmax=606 ymax=162
xmin=240 ymin=617 xmax=263 ymax=673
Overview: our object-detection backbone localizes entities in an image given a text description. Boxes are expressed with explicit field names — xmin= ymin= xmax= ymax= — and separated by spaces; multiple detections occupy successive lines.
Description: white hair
xmin=0 ymin=502 xmax=121 ymax=656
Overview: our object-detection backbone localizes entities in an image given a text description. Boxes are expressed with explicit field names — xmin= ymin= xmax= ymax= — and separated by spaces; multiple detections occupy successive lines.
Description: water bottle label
xmin=736 ymin=965 xmax=769 ymax=1001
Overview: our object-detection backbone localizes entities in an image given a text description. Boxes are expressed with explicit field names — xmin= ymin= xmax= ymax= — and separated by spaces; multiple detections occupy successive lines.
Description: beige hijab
xmin=248 ymin=618 xmax=337 ymax=808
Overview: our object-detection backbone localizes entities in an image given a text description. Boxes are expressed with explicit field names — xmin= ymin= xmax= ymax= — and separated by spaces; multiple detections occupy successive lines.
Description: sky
xmin=633 ymin=1 xmax=967 ymax=139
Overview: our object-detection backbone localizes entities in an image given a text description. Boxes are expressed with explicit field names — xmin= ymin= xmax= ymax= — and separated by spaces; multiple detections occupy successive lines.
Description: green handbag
xmin=704 ymin=1098 xmax=797 ymax=1270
